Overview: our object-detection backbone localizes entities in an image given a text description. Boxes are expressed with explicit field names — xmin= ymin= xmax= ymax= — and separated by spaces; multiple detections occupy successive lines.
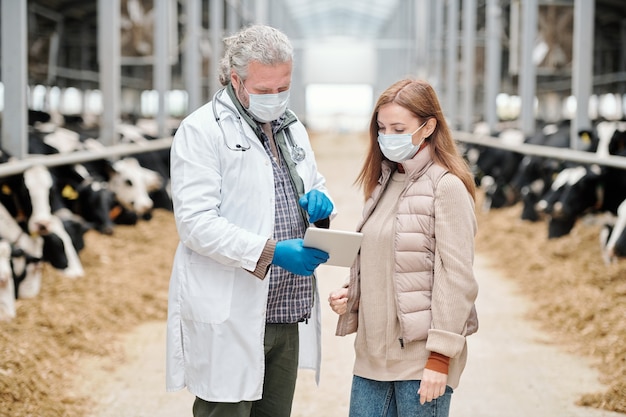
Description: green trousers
xmin=192 ymin=323 xmax=299 ymax=417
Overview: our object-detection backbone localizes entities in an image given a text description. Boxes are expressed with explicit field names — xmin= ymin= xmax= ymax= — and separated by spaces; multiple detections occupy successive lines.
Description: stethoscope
xmin=211 ymin=88 xmax=307 ymax=163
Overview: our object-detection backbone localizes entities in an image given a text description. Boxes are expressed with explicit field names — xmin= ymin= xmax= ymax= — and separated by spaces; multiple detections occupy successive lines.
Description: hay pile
xmin=1 ymin=199 xmax=625 ymax=416
xmin=475 ymin=199 xmax=626 ymax=413
xmin=0 ymin=209 xmax=176 ymax=417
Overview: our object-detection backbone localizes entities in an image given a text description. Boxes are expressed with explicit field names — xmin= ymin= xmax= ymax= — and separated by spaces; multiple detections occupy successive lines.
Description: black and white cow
xmin=508 ymin=121 xmax=599 ymax=222
xmin=117 ymin=122 xmax=172 ymax=211
xmin=468 ymin=120 xmax=601 ymax=221
xmin=0 ymin=240 xmax=15 ymax=321
xmin=467 ymin=127 xmax=526 ymax=211
xmin=600 ymin=198 xmax=626 ymax=264
xmin=0 ymin=162 xmax=85 ymax=278
xmin=535 ymin=127 xmax=626 ymax=238
xmin=0 ymin=201 xmax=45 ymax=321
xmin=29 ymin=122 xmax=166 ymax=230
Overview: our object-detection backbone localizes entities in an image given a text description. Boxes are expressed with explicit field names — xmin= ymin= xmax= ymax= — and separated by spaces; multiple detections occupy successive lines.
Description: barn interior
xmin=1 ymin=2 xmax=626 ymax=417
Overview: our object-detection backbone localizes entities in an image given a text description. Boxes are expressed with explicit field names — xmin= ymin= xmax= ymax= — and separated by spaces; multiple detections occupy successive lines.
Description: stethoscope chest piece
xmin=291 ymin=146 xmax=306 ymax=163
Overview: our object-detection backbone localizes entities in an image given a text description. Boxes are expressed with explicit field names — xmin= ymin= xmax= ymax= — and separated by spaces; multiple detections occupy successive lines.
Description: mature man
xmin=166 ymin=24 xmax=334 ymax=417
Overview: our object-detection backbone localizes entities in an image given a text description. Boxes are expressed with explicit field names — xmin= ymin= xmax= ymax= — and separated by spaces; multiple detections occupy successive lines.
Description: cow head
xmin=601 ymin=199 xmax=626 ymax=264
xmin=537 ymin=165 xmax=602 ymax=239
xmin=552 ymin=166 xmax=603 ymax=220
xmin=107 ymin=157 xmax=163 ymax=217
xmin=59 ymin=164 xmax=116 ymax=235
xmin=23 ymin=164 xmax=55 ymax=235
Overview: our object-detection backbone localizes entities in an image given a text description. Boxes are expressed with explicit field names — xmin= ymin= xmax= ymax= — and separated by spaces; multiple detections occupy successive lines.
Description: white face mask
xmin=377 ymin=121 xmax=427 ymax=162
xmin=243 ymin=84 xmax=290 ymax=122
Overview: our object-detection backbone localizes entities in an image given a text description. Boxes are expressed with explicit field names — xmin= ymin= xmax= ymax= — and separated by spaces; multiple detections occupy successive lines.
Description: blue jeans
xmin=349 ymin=375 xmax=453 ymax=417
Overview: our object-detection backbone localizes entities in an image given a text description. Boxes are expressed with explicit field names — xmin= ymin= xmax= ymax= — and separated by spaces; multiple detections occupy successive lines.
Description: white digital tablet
xmin=303 ymin=227 xmax=363 ymax=267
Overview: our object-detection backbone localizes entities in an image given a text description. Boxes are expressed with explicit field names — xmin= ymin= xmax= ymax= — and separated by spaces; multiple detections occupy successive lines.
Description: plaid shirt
xmin=262 ymin=122 xmax=312 ymax=324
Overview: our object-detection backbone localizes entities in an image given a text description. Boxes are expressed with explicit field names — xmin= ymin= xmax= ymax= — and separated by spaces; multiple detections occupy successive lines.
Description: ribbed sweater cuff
xmin=251 ymin=239 xmax=276 ymax=280
xmin=425 ymin=351 xmax=450 ymax=375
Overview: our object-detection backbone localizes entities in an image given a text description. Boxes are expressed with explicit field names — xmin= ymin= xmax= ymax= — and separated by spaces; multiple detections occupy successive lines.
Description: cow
xmin=0 ymin=240 xmax=15 ymax=321
xmin=508 ymin=121 xmax=599 ymax=222
xmin=117 ymin=122 xmax=172 ymax=211
xmin=29 ymin=121 xmax=165 ymax=230
xmin=535 ymin=128 xmax=626 ymax=238
xmin=30 ymin=111 xmax=172 ymax=216
xmin=0 ymin=163 xmax=85 ymax=278
xmin=79 ymin=138 xmax=165 ymax=222
xmin=469 ymin=120 xmax=601 ymax=220
xmin=468 ymin=127 xmax=525 ymax=211
xmin=600 ymin=198 xmax=626 ymax=265
xmin=0 ymin=200 xmax=44 ymax=320
xmin=27 ymin=125 xmax=118 ymax=234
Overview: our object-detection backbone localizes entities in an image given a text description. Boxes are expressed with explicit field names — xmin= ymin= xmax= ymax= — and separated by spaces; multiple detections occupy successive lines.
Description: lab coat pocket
xmin=181 ymin=257 xmax=234 ymax=324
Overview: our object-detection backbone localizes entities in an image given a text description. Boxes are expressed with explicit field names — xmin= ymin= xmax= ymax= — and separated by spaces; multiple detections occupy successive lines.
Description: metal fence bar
xmin=0 ymin=137 xmax=173 ymax=178
xmin=453 ymin=130 xmax=626 ymax=170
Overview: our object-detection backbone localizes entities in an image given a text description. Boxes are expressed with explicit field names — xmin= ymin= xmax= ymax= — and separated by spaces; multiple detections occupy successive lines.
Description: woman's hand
xmin=328 ymin=287 xmax=349 ymax=315
xmin=417 ymin=368 xmax=448 ymax=404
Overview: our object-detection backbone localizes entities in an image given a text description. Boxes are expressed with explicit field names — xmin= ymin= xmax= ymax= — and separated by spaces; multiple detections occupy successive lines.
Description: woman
xmin=328 ymin=79 xmax=479 ymax=417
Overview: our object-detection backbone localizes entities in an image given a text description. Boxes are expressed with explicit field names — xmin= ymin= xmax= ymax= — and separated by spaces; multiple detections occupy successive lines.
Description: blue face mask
xmin=377 ymin=121 xmax=427 ymax=162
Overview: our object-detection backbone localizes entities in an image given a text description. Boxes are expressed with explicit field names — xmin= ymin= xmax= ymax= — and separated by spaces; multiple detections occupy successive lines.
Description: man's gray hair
xmin=218 ymin=25 xmax=294 ymax=86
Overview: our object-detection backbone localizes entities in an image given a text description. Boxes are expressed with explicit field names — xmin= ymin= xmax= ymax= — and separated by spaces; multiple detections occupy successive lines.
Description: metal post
xmin=446 ymin=0 xmax=459 ymax=129
xmin=519 ymin=0 xmax=538 ymax=137
xmin=184 ymin=0 xmax=202 ymax=113
xmin=98 ymin=0 xmax=121 ymax=146
xmin=255 ymin=0 xmax=268 ymax=25
xmin=571 ymin=0 xmax=595 ymax=149
xmin=431 ymin=0 xmax=445 ymax=94
xmin=154 ymin=0 xmax=171 ymax=138
xmin=415 ymin=0 xmax=430 ymax=79
xmin=226 ymin=0 xmax=239 ymax=35
xmin=461 ymin=0 xmax=476 ymax=132
xmin=485 ymin=0 xmax=502 ymax=133
xmin=1 ymin=0 xmax=28 ymax=158
xmin=210 ymin=0 xmax=224 ymax=95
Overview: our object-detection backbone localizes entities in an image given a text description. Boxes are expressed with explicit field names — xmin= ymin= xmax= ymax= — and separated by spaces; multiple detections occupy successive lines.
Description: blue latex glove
xmin=299 ymin=190 xmax=333 ymax=223
xmin=272 ymin=238 xmax=329 ymax=276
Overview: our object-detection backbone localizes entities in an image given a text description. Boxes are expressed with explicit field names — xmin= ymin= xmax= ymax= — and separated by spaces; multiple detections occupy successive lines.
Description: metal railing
xmin=0 ymin=137 xmax=173 ymax=177
xmin=453 ymin=131 xmax=626 ymax=170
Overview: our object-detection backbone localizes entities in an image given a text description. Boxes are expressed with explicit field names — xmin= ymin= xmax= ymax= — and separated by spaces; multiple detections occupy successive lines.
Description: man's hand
xmin=272 ymin=238 xmax=329 ymax=276
xmin=299 ymin=190 xmax=333 ymax=223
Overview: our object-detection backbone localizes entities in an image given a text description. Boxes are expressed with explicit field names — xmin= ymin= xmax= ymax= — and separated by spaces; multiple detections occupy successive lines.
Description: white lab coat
xmin=166 ymin=91 xmax=330 ymax=402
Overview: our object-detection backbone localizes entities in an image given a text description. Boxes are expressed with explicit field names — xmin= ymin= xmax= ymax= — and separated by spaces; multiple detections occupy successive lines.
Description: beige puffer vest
xmin=336 ymin=149 xmax=478 ymax=342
